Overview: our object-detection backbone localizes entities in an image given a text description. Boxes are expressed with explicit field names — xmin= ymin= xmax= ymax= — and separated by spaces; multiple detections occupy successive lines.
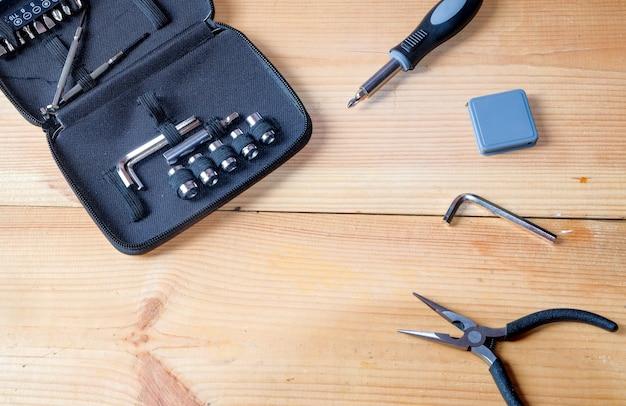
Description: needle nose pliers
xmin=399 ymin=293 xmax=618 ymax=406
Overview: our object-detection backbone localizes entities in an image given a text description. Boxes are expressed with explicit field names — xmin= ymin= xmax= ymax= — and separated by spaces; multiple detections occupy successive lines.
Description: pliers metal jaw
xmin=399 ymin=293 xmax=618 ymax=406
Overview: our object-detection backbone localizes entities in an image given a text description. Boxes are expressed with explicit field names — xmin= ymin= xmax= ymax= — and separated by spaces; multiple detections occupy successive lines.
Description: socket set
xmin=0 ymin=0 xmax=87 ymax=57
xmin=165 ymin=112 xmax=279 ymax=201
xmin=116 ymin=111 xmax=280 ymax=203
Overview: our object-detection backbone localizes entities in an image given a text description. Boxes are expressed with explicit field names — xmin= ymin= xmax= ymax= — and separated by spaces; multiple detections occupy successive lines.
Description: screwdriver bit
xmin=43 ymin=14 xmax=57 ymax=29
xmin=33 ymin=20 xmax=48 ymax=35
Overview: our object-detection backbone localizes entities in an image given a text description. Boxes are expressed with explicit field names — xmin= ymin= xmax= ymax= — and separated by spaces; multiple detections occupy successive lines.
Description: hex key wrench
xmin=444 ymin=193 xmax=557 ymax=243
xmin=116 ymin=117 xmax=202 ymax=190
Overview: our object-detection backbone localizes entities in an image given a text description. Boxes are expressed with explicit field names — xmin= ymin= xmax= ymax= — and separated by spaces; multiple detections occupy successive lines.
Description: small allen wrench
xmin=116 ymin=116 xmax=202 ymax=190
xmin=444 ymin=194 xmax=557 ymax=243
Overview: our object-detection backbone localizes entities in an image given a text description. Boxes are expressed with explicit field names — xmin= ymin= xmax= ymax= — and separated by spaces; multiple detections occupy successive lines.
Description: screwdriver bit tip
xmin=347 ymin=89 xmax=368 ymax=108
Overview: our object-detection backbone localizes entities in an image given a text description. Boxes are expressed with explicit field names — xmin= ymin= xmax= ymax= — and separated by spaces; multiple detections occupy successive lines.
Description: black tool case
xmin=0 ymin=0 xmax=312 ymax=254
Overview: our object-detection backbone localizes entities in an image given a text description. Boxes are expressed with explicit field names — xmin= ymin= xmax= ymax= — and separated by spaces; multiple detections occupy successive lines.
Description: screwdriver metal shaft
xmin=51 ymin=9 xmax=87 ymax=109
xmin=59 ymin=33 xmax=150 ymax=106
xmin=348 ymin=0 xmax=482 ymax=108
xmin=348 ymin=59 xmax=401 ymax=108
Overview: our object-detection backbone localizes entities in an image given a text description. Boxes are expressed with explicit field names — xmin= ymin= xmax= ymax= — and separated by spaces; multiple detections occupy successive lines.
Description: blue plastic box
xmin=467 ymin=89 xmax=538 ymax=155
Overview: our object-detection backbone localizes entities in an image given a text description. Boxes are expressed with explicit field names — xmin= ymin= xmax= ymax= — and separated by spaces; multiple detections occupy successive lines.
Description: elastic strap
xmin=137 ymin=92 xmax=184 ymax=145
xmin=205 ymin=117 xmax=228 ymax=139
xmin=0 ymin=20 xmax=16 ymax=48
xmin=231 ymin=132 xmax=255 ymax=153
xmin=187 ymin=154 xmax=215 ymax=177
xmin=43 ymin=36 xmax=97 ymax=92
xmin=249 ymin=117 xmax=280 ymax=142
xmin=103 ymin=167 xmax=147 ymax=222
xmin=76 ymin=73 xmax=97 ymax=92
xmin=209 ymin=145 xmax=234 ymax=168
xmin=43 ymin=36 xmax=72 ymax=64
xmin=131 ymin=0 xmax=170 ymax=29
xmin=168 ymin=167 xmax=196 ymax=191
xmin=137 ymin=92 xmax=168 ymax=123
xmin=158 ymin=122 xmax=184 ymax=146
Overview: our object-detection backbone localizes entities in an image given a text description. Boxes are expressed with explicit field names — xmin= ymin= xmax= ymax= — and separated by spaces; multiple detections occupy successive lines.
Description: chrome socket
xmin=246 ymin=112 xmax=276 ymax=145
xmin=188 ymin=153 xmax=219 ymax=187
xmin=208 ymin=140 xmax=237 ymax=173
xmin=230 ymin=129 xmax=259 ymax=161
xmin=168 ymin=165 xmax=199 ymax=200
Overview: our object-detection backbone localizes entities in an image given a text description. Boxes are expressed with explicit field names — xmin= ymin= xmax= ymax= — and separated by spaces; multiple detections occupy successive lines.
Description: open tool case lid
xmin=0 ymin=0 xmax=312 ymax=254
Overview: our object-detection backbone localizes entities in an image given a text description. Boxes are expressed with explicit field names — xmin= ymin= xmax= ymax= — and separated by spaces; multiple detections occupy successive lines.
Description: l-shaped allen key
xmin=444 ymin=193 xmax=557 ymax=243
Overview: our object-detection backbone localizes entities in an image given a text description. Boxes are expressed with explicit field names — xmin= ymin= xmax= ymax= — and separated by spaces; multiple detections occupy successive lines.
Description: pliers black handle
xmin=494 ymin=309 xmax=618 ymax=405
xmin=399 ymin=294 xmax=619 ymax=406
xmin=504 ymin=308 xmax=618 ymax=339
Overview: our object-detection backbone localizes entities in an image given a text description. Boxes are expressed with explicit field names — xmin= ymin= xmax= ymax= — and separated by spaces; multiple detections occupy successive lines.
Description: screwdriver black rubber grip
xmin=390 ymin=0 xmax=483 ymax=71
xmin=489 ymin=358 xmax=524 ymax=406
xmin=504 ymin=308 xmax=619 ymax=339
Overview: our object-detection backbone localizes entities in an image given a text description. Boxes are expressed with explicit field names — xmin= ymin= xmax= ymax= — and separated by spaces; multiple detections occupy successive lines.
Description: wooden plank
xmin=0 ymin=207 xmax=624 ymax=405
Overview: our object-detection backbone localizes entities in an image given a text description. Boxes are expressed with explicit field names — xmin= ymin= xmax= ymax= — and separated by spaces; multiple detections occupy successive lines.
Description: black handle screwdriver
xmin=348 ymin=0 xmax=483 ymax=108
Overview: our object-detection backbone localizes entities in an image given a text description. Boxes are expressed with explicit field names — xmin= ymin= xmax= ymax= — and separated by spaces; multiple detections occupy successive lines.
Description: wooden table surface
xmin=1 ymin=0 xmax=625 ymax=404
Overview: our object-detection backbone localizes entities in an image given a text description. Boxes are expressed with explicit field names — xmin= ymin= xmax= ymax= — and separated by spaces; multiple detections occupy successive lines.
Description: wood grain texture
xmin=0 ymin=0 xmax=625 ymax=405
xmin=0 ymin=208 xmax=625 ymax=405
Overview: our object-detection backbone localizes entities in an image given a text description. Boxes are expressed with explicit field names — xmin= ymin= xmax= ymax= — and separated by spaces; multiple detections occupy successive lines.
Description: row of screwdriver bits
xmin=1 ymin=0 xmax=87 ymax=57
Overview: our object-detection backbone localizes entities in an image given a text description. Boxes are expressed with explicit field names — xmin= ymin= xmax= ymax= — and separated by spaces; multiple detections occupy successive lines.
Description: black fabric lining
xmin=43 ymin=36 xmax=96 ymax=93
xmin=0 ymin=1 xmax=315 ymax=254
xmin=57 ymin=23 xmax=214 ymax=129
xmin=49 ymin=28 xmax=309 ymax=250
xmin=131 ymin=0 xmax=170 ymax=29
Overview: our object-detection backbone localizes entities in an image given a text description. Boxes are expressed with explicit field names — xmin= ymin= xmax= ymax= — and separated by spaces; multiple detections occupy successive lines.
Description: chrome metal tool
xmin=118 ymin=113 xmax=238 ymax=191
xmin=59 ymin=33 xmax=150 ymax=106
xmin=399 ymin=293 xmax=618 ymax=406
xmin=444 ymin=193 xmax=557 ymax=243
xmin=50 ymin=8 xmax=87 ymax=108
xmin=116 ymin=117 xmax=202 ymax=190
xmin=162 ymin=113 xmax=239 ymax=165
xmin=348 ymin=0 xmax=482 ymax=107
xmin=1 ymin=0 xmax=88 ymax=57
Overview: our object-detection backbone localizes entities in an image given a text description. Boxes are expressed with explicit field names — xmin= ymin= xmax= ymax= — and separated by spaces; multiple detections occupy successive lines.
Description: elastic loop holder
xmin=103 ymin=167 xmax=147 ymax=222
xmin=137 ymin=92 xmax=168 ymax=124
xmin=158 ymin=122 xmax=185 ymax=146
xmin=131 ymin=0 xmax=170 ymax=29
